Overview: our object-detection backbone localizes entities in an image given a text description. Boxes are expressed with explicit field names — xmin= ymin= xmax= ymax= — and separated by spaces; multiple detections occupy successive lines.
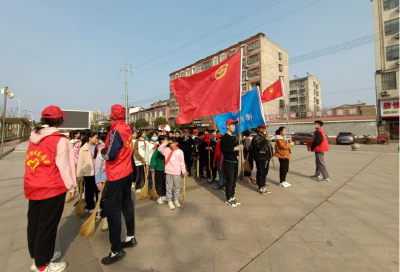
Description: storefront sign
xmin=290 ymin=112 xmax=296 ymax=119
xmin=348 ymin=107 xmax=358 ymax=115
xmin=326 ymin=110 xmax=334 ymax=117
xmin=336 ymin=109 xmax=345 ymax=116
xmin=275 ymin=114 xmax=281 ymax=120
xmin=381 ymin=99 xmax=399 ymax=117
xmin=315 ymin=111 xmax=323 ymax=117
xmin=269 ymin=114 xmax=274 ymax=120
xmin=306 ymin=111 xmax=314 ymax=118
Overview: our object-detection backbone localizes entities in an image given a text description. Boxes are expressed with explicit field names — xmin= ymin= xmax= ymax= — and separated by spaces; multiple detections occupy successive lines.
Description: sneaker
xmin=320 ymin=178 xmax=331 ymax=183
xmin=200 ymin=175 xmax=206 ymax=180
xmin=34 ymin=262 xmax=67 ymax=272
xmin=284 ymin=181 xmax=292 ymax=187
xmin=174 ymin=200 xmax=181 ymax=208
xmin=214 ymin=185 xmax=224 ymax=190
xmin=207 ymin=178 xmax=212 ymax=183
xmin=131 ymin=183 xmax=135 ymax=188
xmin=101 ymin=218 xmax=109 ymax=232
xmin=156 ymin=197 xmax=164 ymax=205
xmin=280 ymin=182 xmax=289 ymax=188
xmin=168 ymin=201 xmax=175 ymax=210
xmin=224 ymin=198 xmax=237 ymax=207
xmin=244 ymin=177 xmax=251 ymax=183
xmin=101 ymin=250 xmax=126 ymax=266
xmin=85 ymin=209 xmax=95 ymax=214
xmin=161 ymin=196 xmax=166 ymax=202
xmin=310 ymin=174 xmax=321 ymax=179
xmin=259 ymin=187 xmax=268 ymax=196
xmin=232 ymin=198 xmax=241 ymax=206
xmin=121 ymin=237 xmax=138 ymax=249
xmin=136 ymin=189 xmax=141 ymax=194
xmin=215 ymin=177 xmax=219 ymax=182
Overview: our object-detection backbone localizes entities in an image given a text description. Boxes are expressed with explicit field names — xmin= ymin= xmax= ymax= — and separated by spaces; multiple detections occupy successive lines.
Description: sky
xmin=0 ymin=0 xmax=377 ymax=120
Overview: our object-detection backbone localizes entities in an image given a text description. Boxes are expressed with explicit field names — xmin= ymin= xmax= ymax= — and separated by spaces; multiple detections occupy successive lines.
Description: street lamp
xmin=1 ymin=87 xmax=15 ymax=159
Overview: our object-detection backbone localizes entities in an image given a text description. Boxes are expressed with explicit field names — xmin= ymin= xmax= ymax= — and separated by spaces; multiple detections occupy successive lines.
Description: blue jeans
xmin=216 ymin=159 xmax=226 ymax=186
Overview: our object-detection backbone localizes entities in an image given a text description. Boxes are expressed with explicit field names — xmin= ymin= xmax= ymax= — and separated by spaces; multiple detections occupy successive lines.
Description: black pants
xmin=154 ymin=170 xmax=166 ymax=197
xmin=278 ymin=158 xmax=290 ymax=182
xmin=183 ymin=151 xmax=192 ymax=176
xmin=200 ymin=157 xmax=211 ymax=178
xmin=84 ymin=176 xmax=98 ymax=210
xmin=223 ymin=161 xmax=238 ymax=200
xmin=131 ymin=157 xmax=136 ymax=186
xmin=135 ymin=165 xmax=145 ymax=190
xmin=102 ymin=173 xmax=135 ymax=253
xmin=255 ymin=160 xmax=270 ymax=189
xmin=210 ymin=152 xmax=217 ymax=180
xmin=244 ymin=158 xmax=254 ymax=177
xmin=28 ymin=192 xmax=66 ymax=268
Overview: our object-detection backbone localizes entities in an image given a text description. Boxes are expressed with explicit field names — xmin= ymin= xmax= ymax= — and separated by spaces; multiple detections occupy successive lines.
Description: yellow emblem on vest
xmin=215 ymin=64 xmax=228 ymax=80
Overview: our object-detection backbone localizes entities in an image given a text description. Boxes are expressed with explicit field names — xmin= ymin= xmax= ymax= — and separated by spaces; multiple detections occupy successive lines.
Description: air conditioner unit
xmin=396 ymin=33 xmax=399 ymax=39
xmin=245 ymin=77 xmax=249 ymax=81
xmin=382 ymin=90 xmax=391 ymax=96
xmin=246 ymin=64 xmax=249 ymax=68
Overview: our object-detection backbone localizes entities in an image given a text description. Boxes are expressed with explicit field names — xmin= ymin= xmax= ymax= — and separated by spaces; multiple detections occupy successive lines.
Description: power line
xmin=322 ymin=87 xmax=375 ymax=96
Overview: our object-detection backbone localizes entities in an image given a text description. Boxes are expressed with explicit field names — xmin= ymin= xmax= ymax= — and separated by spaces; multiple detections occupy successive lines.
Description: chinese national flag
xmin=170 ymin=51 xmax=241 ymax=124
xmin=261 ymin=78 xmax=284 ymax=103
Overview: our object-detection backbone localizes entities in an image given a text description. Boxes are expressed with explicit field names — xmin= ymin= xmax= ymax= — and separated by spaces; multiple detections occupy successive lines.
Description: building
xmin=90 ymin=111 xmax=108 ymax=125
xmin=130 ymin=105 xmax=170 ymax=128
xmin=151 ymin=99 xmax=169 ymax=107
xmin=371 ymin=0 xmax=399 ymax=140
xmin=168 ymin=32 xmax=290 ymax=125
xmin=289 ymin=75 xmax=322 ymax=119
xmin=333 ymin=103 xmax=376 ymax=117
xmin=128 ymin=106 xmax=144 ymax=124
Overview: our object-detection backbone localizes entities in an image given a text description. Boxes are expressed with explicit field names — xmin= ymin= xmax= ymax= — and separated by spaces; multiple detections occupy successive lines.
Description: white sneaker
xmin=85 ymin=209 xmax=95 ymax=214
xmin=174 ymin=200 xmax=181 ymax=208
xmin=35 ymin=262 xmax=67 ymax=272
xmin=31 ymin=251 xmax=62 ymax=271
xmin=280 ymin=182 xmax=289 ymax=188
xmin=207 ymin=178 xmax=212 ymax=183
xmin=131 ymin=183 xmax=135 ymax=188
xmin=156 ymin=197 xmax=164 ymax=205
xmin=168 ymin=201 xmax=175 ymax=210
xmin=162 ymin=196 xmax=166 ymax=202
xmin=101 ymin=218 xmax=109 ymax=232
xmin=215 ymin=177 xmax=219 ymax=182
xmin=136 ymin=189 xmax=141 ymax=194
xmin=284 ymin=181 xmax=292 ymax=187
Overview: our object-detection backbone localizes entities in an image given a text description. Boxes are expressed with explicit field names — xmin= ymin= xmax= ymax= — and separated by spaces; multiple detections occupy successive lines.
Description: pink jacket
xmin=29 ymin=127 xmax=76 ymax=192
xmin=158 ymin=142 xmax=186 ymax=176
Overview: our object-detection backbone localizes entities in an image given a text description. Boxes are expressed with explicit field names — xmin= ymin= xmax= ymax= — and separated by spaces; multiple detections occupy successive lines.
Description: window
xmin=186 ymin=69 xmax=190 ymax=76
xmin=175 ymin=73 xmax=179 ymax=79
xmin=163 ymin=111 xmax=166 ymax=117
xmin=248 ymin=40 xmax=259 ymax=51
xmin=384 ymin=18 xmax=399 ymax=36
xmin=290 ymin=98 xmax=297 ymax=102
xmin=180 ymin=71 xmax=185 ymax=77
xmin=386 ymin=44 xmax=399 ymax=61
xmin=242 ymin=57 xmax=247 ymax=68
xmin=316 ymin=91 xmax=320 ymax=96
xmin=240 ymin=44 xmax=247 ymax=54
xmin=192 ymin=66 xmax=196 ymax=75
xmin=290 ymin=106 xmax=298 ymax=111
xmin=299 ymin=98 xmax=305 ymax=103
xmin=278 ymin=52 xmax=283 ymax=60
xmin=382 ymin=72 xmax=397 ymax=90
xmin=197 ymin=60 xmax=212 ymax=73
xmin=229 ymin=48 xmax=237 ymax=56
xmin=170 ymin=76 xmax=175 ymax=81
xmin=279 ymin=64 xmax=284 ymax=72
xmin=316 ymin=99 xmax=319 ymax=105
xmin=384 ymin=0 xmax=399 ymax=10
xmin=290 ymin=90 xmax=297 ymax=95
xmin=152 ymin=112 xmax=155 ymax=117
xmin=170 ymin=101 xmax=175 ymax=107
xmin=220 ymin=53 xmax=227 ymax=62
xmin=248 ymin=54 xmax=259 ymax=64
xmin=170 ymin=93 xmax=175 ymax=100
xmin=316 ymin=84 xmax=319 ymax=89
xmin=241 ymin=71 xmax=247 ymax=80
xmin=248 ymin=67 xmax=260 ymax=77
xmin=242 ymin=83 xmax=247 ymax=92
xmin=213 ymin=57 xmax=218 ymax=66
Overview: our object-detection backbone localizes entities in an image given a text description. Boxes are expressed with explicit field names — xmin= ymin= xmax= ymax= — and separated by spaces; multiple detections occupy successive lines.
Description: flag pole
xmin=280 ymin=76 xmax=291 ymax=138
xmin=239 ymin=48 xmax=244 ymax=180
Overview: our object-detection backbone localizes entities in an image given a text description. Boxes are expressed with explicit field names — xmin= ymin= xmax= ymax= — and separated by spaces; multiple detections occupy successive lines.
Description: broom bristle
xmin=149 ymin=171 xmax=159 ymax=199
xmin=79 ymin=183 xmax=105 ymax=238
xmin=181 ymin=176 xmax=186 ymax=208
xmin=243 ymin=159 xmax=252 ymax=173
xmin=76 ymin=184 xmax=85 ymax=218
xmin=139 ymin=169 xmax=149 ymax=200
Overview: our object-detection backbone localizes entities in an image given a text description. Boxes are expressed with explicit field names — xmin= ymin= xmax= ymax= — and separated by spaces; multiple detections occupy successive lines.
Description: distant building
xmin=128 ymin=106 xmax=144 ymax=124
xmin=333 ymin=103 xmax=376 ymax=116
xmin=90 ymin=111 xmax=108 ymax=125
xmin=168 ymin=32 xmax=289 ymax=125
xmin=130 ymin=105 xmax=170 ymax=128
xmin=371 ymin=0 xmax=399 ymax=140
xmin=151 ymin=99 xmax=169 ymax=107
xmin=289 ymin=75 xmax=322 ymax=119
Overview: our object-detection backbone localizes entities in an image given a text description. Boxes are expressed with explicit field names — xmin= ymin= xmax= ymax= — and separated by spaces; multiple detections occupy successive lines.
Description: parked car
xmin=291 ymin=132 xmax=314 ymax=145
xmin=336 ymin=132 xmax=355 ymax=145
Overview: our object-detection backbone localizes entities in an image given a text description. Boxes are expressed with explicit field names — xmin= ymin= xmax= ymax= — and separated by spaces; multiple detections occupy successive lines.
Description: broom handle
xmin=208 ymin=150 xmax=212 ymax=179
xmin=182 ymin=176 xmax=186 ymax=207
xmin=79 ymin=182 xmax=83 ymax=199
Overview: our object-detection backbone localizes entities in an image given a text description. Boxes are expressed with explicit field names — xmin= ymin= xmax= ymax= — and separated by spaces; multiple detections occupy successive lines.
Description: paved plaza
xmin=0 ymin=142 xmax=398 ymax=272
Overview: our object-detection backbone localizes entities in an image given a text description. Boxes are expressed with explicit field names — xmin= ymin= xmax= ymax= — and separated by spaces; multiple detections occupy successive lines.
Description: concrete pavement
xmin=1 ymin=142 xmax=398 ymax=272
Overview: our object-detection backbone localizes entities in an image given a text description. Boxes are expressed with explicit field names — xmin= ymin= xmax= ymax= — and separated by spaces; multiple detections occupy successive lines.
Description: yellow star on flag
xmin=269 ymin=87 xmax=274 ymax=94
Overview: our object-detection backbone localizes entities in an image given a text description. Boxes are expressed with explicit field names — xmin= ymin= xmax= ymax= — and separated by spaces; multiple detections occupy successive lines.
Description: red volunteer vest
xmin=24 ymin=132 xmax=68 ymax=200
xmin=313 ymin=127 xmax=329 ymax=152
xmin=105 ymin=120 xmax=133 ymax=181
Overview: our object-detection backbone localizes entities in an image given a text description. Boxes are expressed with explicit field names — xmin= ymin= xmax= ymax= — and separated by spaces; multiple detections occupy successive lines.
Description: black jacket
xmin=220 ymin=133 xmax=239 ymax=162
xmin=311 ymin=131 xmax=322 ymax=151
xmin=251 ymin=133 xmax=273 ymax=161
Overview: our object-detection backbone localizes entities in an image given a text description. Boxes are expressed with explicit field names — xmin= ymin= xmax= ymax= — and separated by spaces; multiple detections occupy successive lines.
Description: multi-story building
xmin=90 ymin=111 xmax=108 ymax=125
xmin=333 ymin=103 xmax=376 ymax=116
xmin=168 ymin=32 xmax=289 ymax=125
xmin=128 ymin=106 xmax=144 ymax=124
xmin=371 ymin=0 xmax=399 ymax=140
xmin=289 ymin=75 xmax=322 ymax=119
xmin=151 ymin=99 xmax=169 ymax=107
xmin=130 ymin=105 xmax=170 ymax=128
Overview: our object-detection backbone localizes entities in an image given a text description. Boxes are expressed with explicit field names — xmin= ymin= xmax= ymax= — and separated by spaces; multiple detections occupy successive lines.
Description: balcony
xmin=290 ymin=101 xmax=298 ymax=106
xmin=299 ymin=99 xmax=306 ymax=104
xmin=290 ymin=93 xmax=298 ymax=97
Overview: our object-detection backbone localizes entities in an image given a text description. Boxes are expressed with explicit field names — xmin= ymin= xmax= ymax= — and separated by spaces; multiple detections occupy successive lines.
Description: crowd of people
xmin=23 ymin=104 xmax=330 ymax=271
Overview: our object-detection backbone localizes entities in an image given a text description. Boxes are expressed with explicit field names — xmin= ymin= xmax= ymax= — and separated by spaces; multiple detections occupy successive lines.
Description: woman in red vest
xmin=24 ymin=106 xmax=76 ymax=272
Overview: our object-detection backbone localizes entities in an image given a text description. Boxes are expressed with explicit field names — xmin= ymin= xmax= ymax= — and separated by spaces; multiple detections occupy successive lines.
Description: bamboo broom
xmin=243 ymin=154 xmax=252 ymax=174
xmin=139 ymin=168 xmax=149 ymax=200
xmin=196 ymin=160 xmax=200 ymax=180
xmin=149 ymin=170 xmax=159 ymax=199
xmin=75 ymin=183 xmax=85 ymax=218
xmin=79 ymin=182 xmax=105 ymax=238
xmin=208 ymin=150 xmax=213 ymax=179
xmin=181 ymin=176 xmax=186 ymax=208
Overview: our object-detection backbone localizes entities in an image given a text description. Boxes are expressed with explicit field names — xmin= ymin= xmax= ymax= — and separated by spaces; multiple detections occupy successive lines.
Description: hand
xmin=151 ymin=169 xmax=154 ymax=172
xmin=146 ymin=164 xmax=149 ymax=171
xmin=183 ymin=172 xmax=188 ymax=176
xmin=307 ymin=147 xmax=311 ymax=151
xmin=78 ymin=177 xmax=84 ymax=183
xmin=234 ymin=146 xmax=241 ymax=151
xmin=96 ymin=183 xmax=103 ymax=191
xmin=271 ymin=157 xmax=274 ymax=162
xmin=213 ymin=163 xmax=215 ymax=167
xmin=68 ymin=191 xmax=75 ymax=200
xmin=265 ymin=134 xmax=271 ymax=140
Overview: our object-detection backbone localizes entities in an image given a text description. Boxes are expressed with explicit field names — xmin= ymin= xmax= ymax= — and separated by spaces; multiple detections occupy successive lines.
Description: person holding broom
xmin=100 ymin=104 xmax=137 ymax=266
xmin=150 ymin=135 xmax=168 ymax=205
xmin=24 ymin=106 xmax=76 ymax=272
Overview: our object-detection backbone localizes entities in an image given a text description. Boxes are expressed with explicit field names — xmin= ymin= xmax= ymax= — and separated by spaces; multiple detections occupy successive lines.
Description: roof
xmin=135 ymin=105 xmax=168 ymax=113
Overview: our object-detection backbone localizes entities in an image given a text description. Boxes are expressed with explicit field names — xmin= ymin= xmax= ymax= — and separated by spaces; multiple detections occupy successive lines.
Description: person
xmin=209 ymin=130 xmax=218 ymax=181
xmin=168 ymin=131 xmax=174 ymax=139
xmin=150 ymin=135 xmax=167 ymax=204
xmin=220 ymin=119 xmax=241 ymax=207
xmin=77 ymin=131 xmax=99 ymax=213
xmin=242 ymin=130 xmax=254 ymax=183
xmin=133 ymin=130 xmax=149 ymax=193
xmin=199 ymin=133 xmax=212 ymax=181
xmin=162 ymin=129 xmax=167 ymax=135
xmin=251 ymin=126 xmax=274 ymax=195
xmin=94 ymin=133 xmax=108 ymax=231
xmin=180 ymin=129 xmax=194 ymax=177
xmin=158 ymin=137 xmax=188 ymax=210
xmin=148 ymin=132 xmax=159 ymax=192
xmin=213 ymin=133 xmax=226 ymax=190
xmin=274 ymin=126 xmax=294 ymax=188
xmin=192 ymin=129 xmax=199 ymax=140
xmin=100 ymin=104 xmax=136 ymax=265
xmin=25 ymin=106 xmax=75 ymax=272
xmin=131 ymin=130 xmax=138 ymax=190
xmin=175 ymin=130 xmax=181 ymax=139
xmin=309 ymin=120 xmax=330 ymax=182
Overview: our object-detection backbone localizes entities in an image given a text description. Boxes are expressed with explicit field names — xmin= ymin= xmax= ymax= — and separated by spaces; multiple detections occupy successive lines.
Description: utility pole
xmin=1 ymin=87 xmax=14 ymax=160
xmin=121 ymin=59 xmax=132 ymax=124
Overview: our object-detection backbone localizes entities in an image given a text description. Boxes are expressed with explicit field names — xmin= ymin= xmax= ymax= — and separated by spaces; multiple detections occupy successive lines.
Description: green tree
xmin=128 ymin=121 xmax=136 ymax=131
xmin=135 ymin=118 xmax=149 ymax=129
xmin=154 ymin=117 xmax=168 ymax=129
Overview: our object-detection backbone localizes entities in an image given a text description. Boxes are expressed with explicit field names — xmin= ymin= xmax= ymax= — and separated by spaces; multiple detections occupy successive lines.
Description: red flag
xmin=261 ymin=78 xmax=284 ymax=103
xmin=170 ymin=51 xmax=241 ymax=125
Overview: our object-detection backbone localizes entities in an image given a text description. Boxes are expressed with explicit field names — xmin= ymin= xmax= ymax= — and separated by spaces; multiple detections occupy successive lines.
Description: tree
xmin=128 ymin=121 xmax=136 ymax=131
xmin=135 ymin=118 xmax=149 ymax=129
xmin=154 ymin=117 xmax=167 ymax=129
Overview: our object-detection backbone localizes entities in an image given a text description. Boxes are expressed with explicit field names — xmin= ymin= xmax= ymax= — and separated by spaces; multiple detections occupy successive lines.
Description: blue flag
xmin=214 ymin=87 xmax=265 ymax=135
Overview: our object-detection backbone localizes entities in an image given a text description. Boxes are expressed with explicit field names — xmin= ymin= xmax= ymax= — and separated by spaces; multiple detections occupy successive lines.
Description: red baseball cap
xmin=217 ymin=133 xmax=223 ymax=138
xmin=41 ymin=106 xmax=69 ymax=119
xmin=193 ymin=129 xmax=199 ymax=133
xmin=162 ymin=130 xmax=167 ymax=132
xmin=225 ymin=119 xmax=238 ymax=127
xmin=257 ymin=125 xmax=267 ymax=128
